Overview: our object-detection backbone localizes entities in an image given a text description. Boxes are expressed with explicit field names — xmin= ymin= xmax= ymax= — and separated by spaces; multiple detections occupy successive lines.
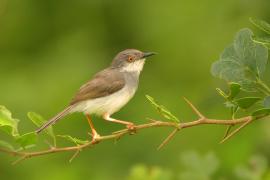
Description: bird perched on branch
xmin=36 ymin=49 xmax=156 ymax=141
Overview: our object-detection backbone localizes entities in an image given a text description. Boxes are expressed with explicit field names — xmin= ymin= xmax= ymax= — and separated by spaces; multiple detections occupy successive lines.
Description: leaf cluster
xmin=0 ymin=107 xmax=88 ymax=151
xmin=211 ymin=19 xmax=270 ymax=119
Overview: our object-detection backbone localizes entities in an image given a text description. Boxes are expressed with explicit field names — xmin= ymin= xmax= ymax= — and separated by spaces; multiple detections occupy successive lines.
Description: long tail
xmin=36 ymin=106 xmax=74 ymax=134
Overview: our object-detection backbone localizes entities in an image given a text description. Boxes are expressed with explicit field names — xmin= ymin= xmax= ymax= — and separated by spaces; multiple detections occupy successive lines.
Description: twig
xmin=0 ymin=99 xmax=267 ymax=164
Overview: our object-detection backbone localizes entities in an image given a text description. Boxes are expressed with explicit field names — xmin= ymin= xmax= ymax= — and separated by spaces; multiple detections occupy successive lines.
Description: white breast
xmin=71 ymin=84 xmax=137 ymax=116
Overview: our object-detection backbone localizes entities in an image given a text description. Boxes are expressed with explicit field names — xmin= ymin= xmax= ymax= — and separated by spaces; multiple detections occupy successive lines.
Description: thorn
xmin=222 ymin=125 xmax=234 ymax=140
xmin=69 ymin=150 xmax=80 ymax=163
xmin=114 ymin=135 xmax=122 ymax=145
xmin=220 ymin=119 xmax=253 ymax=144
xmin=157 ymin=128 xmax=179 ymax=150
xmin=183 ymin=97 xmax=205 ymax=119
xmin=146 ymin=118 xmax=160 ymax=123
xmin=12 ymin=155 xmax=27 ymax=165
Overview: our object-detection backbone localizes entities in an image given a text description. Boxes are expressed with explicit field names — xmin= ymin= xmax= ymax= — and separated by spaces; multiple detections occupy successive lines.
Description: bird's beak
xmin=142 ymin=52 xmax=157 ymax=58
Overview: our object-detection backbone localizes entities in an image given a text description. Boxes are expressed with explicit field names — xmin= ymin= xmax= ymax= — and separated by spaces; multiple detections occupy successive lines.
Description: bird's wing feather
xmin=70 ymin=68 xmax=125 ymax=105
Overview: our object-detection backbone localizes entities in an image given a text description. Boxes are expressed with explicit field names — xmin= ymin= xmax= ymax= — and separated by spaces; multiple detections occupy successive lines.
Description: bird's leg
xmin=86 ymin=114 xmax=100 ymax=142
xmin=103 ymin=113 xmax=136 ymax=132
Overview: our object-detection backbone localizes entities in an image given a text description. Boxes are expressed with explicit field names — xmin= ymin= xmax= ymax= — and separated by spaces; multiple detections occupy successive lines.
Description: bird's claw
xmin=88 ymin=132 xmax=101 ymax=144
xmin=126 ymin=123 xmax=136 ymax=135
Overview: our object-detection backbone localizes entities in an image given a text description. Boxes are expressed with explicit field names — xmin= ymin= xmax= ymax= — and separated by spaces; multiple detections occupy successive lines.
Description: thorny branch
xmin=0 ymin=98 xmax=268 ymax=164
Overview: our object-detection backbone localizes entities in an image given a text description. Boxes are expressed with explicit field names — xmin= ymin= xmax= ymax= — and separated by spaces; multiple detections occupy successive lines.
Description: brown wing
xmin=70 ymin=68 xmax=125 ymax=105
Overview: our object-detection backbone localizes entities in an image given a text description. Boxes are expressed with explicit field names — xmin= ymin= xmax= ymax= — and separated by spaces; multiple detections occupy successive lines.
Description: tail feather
xmin=36 ymin=106 xmax=73 ymax=134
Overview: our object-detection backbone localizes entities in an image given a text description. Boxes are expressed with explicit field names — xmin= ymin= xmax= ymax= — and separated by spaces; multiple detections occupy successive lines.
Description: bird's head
xmin=111 ymin=49 xmax=156 ymax=73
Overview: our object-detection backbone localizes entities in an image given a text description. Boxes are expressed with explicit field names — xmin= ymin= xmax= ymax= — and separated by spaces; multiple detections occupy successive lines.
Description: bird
xmin=36 ymin=49 xmax=156 ymax=141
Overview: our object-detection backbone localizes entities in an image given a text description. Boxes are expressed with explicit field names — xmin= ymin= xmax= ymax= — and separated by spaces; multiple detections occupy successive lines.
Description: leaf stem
xmin=256 ymin=79 xmax=270 ymax=96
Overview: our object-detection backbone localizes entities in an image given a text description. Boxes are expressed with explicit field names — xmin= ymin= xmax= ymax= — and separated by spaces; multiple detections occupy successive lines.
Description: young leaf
xmin=15 ymin=132 xmax=38 ymax=149
xmin=211 ymin=28 xmax=268 ymax=91
xmin=145 ymin=95 xmax=179 ymax=123
xmin=0 ymin=140 xmax=14 ymax=150
xmin=0 ymin=105 xmax=19 ymax=137
xmin=27 ymin=112 xmax=55 ymax=139
xmin=252 ymin=108 xmax=270 ymax=118
xmin=250 ymin=18 xmax=270 ymax=34
xmin=234 ymin=97 xmax=261 ymax=109
xmin=57 ymin=135 xmax=89 ymax=145
xmin=228 ymin=82 xmax=241 ymax=100
xmin=263 ymin=96 xmax=270 ymax=108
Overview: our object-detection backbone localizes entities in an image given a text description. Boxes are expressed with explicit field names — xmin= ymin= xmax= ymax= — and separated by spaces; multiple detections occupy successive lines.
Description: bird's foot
xmin=89 ymin=131 xmax=101 ymax=144
xmin=126 ymin=123 xmax=136 ymax=135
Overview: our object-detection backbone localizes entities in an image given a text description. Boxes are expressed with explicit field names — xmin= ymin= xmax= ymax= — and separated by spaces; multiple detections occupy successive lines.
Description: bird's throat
xmin=120 ymin=59 xmax=145 ymax=74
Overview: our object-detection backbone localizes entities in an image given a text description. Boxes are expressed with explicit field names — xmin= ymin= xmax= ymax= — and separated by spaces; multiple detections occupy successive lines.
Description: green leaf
xmin=57 ymin=135 xmax=89 ymax=145
xmin=145 ymin=95 xmax=179 ymax=123
xmin=263 ymin=96 xmax=270 ymax=108
xmin=15 ymin=132 xmax=38 ymax=149
xmin=250 ymin=18 xmax=270 ymax=34
xmin=211 ymin=28 xmax=268 ymax=91
xmin=252 ymin=108 xmax=270 ymax=118
xmin=0 ymin=140 xmax=14 ymax=150
xmin=228 ymin=82 xmax=241 ymax=100
xmin=234 ymin=97 xmax=261 ymax=109
xmin=0 ymin=105 xmax=19 ymax=136
xmin=27 ymin=112 xmax=55 ymax=139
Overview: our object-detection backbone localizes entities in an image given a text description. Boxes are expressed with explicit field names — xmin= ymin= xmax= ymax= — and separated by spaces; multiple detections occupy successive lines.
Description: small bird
xmin=36 ymin=49 xmax=156 ymax=141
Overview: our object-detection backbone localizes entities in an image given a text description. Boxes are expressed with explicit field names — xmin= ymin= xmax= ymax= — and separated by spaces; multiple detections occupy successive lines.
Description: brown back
xmin=70 ymin=68 xmax=125 ymax=105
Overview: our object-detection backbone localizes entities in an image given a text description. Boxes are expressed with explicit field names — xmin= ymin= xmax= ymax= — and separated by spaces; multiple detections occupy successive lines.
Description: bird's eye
xmin=127 ymin=56 xmax=134 ymax=62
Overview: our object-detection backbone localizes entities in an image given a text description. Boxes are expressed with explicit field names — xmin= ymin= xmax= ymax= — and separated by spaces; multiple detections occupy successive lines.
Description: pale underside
xmin=70 ymin=84 xmax=137 ymax=116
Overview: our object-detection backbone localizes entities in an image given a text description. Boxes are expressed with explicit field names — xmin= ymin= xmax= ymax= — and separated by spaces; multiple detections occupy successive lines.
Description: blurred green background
xmin=1 ymin=0 xmax=270 ymax=179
